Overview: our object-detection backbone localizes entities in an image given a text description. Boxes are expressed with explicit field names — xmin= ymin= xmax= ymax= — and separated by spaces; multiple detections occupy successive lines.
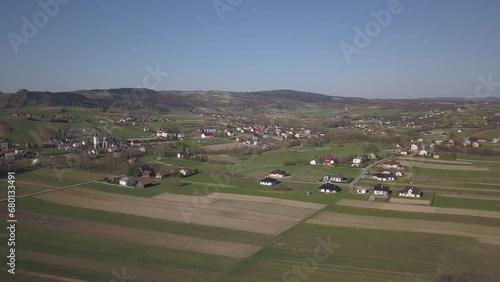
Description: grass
xmin=16 ymin=197 xmax=271 ymax=246
xmin=324 ymin=204 xmax=500 ymax=226
xmin=433 ymin=195 xmax=500 ymax=212
xmin=17 ymin=226 xmax=234 ymax=273
xmin=224 ymin=223 xmax=500 ymax=281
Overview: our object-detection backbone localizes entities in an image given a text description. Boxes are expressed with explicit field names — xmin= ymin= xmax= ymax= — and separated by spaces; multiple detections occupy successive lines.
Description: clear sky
xmin=1 ymin=0 xmax=499 ymax=98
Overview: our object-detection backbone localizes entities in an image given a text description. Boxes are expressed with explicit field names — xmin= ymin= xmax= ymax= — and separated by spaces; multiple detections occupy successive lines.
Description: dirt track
xmin=336 ymin=199 xmax=500 ymax=219
xmin=307 ymin=212 xmax=500 ymax=245
xmin=19 ymin=211 xmax=259 ymax=258
xmin=37 ymin=189 xmax=325 ymax=235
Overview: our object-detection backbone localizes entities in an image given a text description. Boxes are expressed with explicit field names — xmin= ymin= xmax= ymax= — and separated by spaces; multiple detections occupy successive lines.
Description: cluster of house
xmin=357 ymin=184 xmax=423 ymax=198
xmin=462 ymin=136 xmax=498 ymax=147
xmin=398 ymin=143 xmax=443 ymax=159
xmin=370 ymin=160 xmax=404 ymax=181
xmin=155 ymin=130 xmax=185 ymax=140
xmin=259 ymin=169 xmax=346 ymax=194
xmin=117 ymin=165 xmax=194 ymax=188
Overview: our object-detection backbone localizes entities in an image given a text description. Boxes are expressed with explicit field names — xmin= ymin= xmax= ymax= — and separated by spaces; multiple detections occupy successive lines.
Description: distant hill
xmin=1 ymin=89 xmax=498 ymax=112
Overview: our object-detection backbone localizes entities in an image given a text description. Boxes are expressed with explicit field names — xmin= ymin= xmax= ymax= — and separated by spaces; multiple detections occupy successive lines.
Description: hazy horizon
xmin=1 ymin=0 xmax=499 ymax=99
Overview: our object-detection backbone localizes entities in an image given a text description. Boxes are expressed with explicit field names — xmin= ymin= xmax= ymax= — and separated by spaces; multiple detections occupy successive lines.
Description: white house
xmin=399 ymin=186 xmax=423 ymax=198
xmin=410 ymin=144 xmax=419 ymax=152
xmin=356 ymin=188 xmax=368 ymax=194
xmin=418 ymin=149 xmax=428 ymax=157
xmin=323 ymin=173 xmax=346 ymax=183
xmin=119 ymin=177 xmax=136 ymax=187
xmin=352 ymin=157 xmax=363 ymax=167
xmin=310 ymin=160 xmax=318 ymax=165
xmin=373 ymin=184 xmax=390 ymax=196
xmin=319 ymin=183 xmax=341 ymax=194
xmin=179 ymin=168 xmax=194 ymax=177
xmin=260 ymin=177 xmax=278 ymax=186
xmin=270 ymin=169 xmax=288 ymax=178
xmin=374 ymin=174 xmax=395 ymax=181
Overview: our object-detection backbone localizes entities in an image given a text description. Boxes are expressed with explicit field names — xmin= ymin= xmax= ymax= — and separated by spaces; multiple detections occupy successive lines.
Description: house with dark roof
xmin=373 ymin=184 xmax=391 ymax=196
xmin=260 ymin=177 xmax=278 ymax=186
xmin=399 ymin=186 xmax=423 ymax=198
xmin=179 ymin=168 xmax=194 ymax=177
xmin=373 ymin=173 xmax=395 ymax=181
xmin=137 ymin=178 xmax=153 ymax=189
xmin=319 ymin=183 xmax=341 ymax=194
xmin=270 ymin=169 xmax=288 ymax=178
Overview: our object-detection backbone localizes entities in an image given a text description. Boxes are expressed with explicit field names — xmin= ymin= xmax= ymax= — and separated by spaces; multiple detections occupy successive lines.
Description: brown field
xmin=19 ymin=211 xmax=259 ymax=258
xmin=307 ymin=212 xmax=500 ymax=245
xmin=389 ymin=198 xmax=431 ymax=205
xmin=336 ymin=199 xmax=500 ymax=219
xmin=439 ymin=193 xmax=500 ymax=202
xmin=203 ymin=142 xmax=249 ymax=151
xmin=37 ymin=189 xmax=325 ymax=235
xmin=400 ymin=161 xmax=490 ymax=171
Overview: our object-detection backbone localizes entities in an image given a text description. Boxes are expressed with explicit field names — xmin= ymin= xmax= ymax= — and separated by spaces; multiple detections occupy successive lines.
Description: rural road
xmin=348 ymin=159 xmax=387 ymax=188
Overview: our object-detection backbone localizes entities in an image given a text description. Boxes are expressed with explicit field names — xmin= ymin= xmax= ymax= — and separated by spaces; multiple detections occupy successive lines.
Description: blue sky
xmin=1 ymin=0 xmax=499 ymax=98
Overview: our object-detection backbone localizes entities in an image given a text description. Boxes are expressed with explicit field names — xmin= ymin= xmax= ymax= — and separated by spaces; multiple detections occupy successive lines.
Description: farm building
xmin=179 ymin=168 xmax=194 ymax=177
xmin=137 ymin=179 xmax=153 ymax=189
xmin=119 ymin=177 xmax=136 ymax=187
xmin=142 ymin=170 xmax=156 ymax=178
xmin=373 ymin=184 xmax=390 ymax=196
xmin=156 ymin=170 xmax=172 ymax=179
xmin=270 ymin=169 xmax=288 ymax=178
xmin=399 ymin=186 xmax=423 ymax=198
xmin=319 ymin=183 xmax=341 ymax=194
xmin=322 ymin=173 xmax=346 ymax=183
xmin=310 ymin=160 xmax=318 ymax=165
xmin=260 ymin=177 xmax=278 ymax=186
